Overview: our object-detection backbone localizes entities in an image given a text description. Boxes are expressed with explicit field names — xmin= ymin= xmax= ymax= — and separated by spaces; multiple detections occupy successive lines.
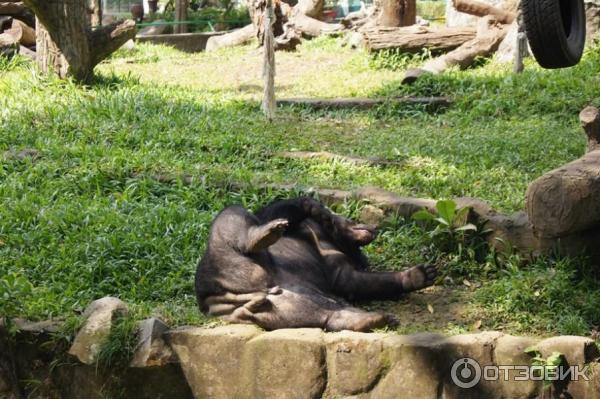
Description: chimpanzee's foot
xmin=325 ymin=308 xmax=392 ymax=332
xmin=398 ymin=264 xmax=437 ymax=292
xmin=245 ymin=218 xmax=289 ymax=253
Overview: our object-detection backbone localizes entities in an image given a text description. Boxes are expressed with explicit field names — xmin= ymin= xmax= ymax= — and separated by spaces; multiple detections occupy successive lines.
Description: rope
xmin=262 ymin=0 xmax=276 ymax=121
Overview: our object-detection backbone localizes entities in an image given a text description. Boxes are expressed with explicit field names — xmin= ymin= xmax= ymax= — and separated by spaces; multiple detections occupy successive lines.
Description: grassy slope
xmin=0 ymin=38 xmax=599 ymax=336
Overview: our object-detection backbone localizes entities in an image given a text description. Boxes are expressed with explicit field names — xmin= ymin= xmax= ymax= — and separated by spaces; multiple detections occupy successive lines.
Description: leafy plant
xmin=412 ymin=199 xmax=479 ymax=252
xmin=525 ymin=348 xmax=567 ymax=388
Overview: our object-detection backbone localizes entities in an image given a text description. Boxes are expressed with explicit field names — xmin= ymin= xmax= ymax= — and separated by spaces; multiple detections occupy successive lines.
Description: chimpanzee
xmin=195 ymin=197 xmax=437 ymax=332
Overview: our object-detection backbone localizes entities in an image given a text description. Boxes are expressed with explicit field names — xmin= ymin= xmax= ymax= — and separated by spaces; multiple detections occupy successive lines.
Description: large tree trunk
xmin=23 ymin=0 xmax=136 ymax=82
xmin=363 ymin=25 xmax=476 ymax=52
xmin=376 ymin=0 xmax=416 ymax=27
xmin=174 ymin=0 xmax=188 ymax=34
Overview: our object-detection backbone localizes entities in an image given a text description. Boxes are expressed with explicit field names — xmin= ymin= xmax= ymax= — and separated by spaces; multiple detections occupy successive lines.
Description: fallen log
xmin=453 ymin=0 xmax=516 ymax=24
xmin=4 ymin=18 xmax=34 ymax=46
xmin=205 ymin=24 xmax=256 ymax=51
xmin=277 ymin=96 xmax=452 ymax=110
xmin=290 ymin=10 xmax=344 ymax=37
xmin=363 ymin=25 xmax=476 ymax=53
xmin=403 ymin=17 xmax=507 ymax=84
xmin=0 ymin=1 xmax=24 ymax=14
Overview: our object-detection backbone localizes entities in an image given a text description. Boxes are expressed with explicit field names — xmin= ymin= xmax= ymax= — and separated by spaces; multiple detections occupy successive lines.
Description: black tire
xmin=521 ymin=0 xmax=586 ymax=69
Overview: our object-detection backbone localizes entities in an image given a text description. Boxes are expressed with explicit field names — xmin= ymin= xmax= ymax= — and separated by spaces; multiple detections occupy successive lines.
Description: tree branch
xmin=88 ymin=19 xmax=136 ymax=67
xmin=452 ymin=0 xmax=516 ymax=24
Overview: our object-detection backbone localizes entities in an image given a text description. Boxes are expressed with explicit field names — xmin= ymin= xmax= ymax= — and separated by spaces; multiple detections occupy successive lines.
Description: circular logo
xmin=451 ymin=357 xmax=482 ymax=389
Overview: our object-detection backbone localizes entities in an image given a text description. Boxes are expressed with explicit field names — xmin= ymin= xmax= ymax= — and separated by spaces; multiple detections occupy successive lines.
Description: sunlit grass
xmin=1 ymin=37 xmax=599 ymax=336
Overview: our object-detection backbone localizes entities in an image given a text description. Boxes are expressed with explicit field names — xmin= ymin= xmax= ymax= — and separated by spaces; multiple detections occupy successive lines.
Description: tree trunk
xmin=376 ymin=0 xmax=416 ymax=27
xmin=363 ymin=25 xmax=476 ymax=52
xmin=23 ymin=0 xmax=136 ymax=82
xmin=174 ymin=0 xmax=188 ymax=34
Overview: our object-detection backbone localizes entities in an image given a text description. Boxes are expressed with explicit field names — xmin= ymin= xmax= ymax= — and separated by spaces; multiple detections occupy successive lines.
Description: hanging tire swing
xmin=521 ymin=0 xmax=586 ymax=68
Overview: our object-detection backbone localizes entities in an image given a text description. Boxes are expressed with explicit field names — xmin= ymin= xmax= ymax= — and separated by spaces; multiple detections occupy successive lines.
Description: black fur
xmin=195 ymin=197 xmax=437 ymax=332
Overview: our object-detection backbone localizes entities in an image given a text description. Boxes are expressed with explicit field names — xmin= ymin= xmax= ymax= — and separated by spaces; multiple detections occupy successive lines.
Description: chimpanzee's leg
xmin=244 ymin=219 xmax=289 ymax=253
xmin=329 ymin=263 xmax=438 ymax=301
xmin=255 ymin=197 xmax=376 ymax=247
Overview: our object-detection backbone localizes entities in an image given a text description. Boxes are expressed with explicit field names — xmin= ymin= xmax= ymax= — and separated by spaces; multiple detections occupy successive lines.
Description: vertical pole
xmin=514 ymin=13 xmax=526 ymax=74
xmin=175 ymin=0 xmax=188 ymax=33
xmin=262 ymin=0 xmax=276 ymax=120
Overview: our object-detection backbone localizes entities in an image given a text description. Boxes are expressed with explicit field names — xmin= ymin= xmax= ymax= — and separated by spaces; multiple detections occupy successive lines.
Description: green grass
xmin=1 ymin=37 xmax=599 ymax=339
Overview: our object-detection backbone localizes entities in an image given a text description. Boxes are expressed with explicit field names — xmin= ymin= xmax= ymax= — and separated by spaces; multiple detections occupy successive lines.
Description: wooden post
xmin=513 ymin=13 xmax=526 ymax=74
xmin=262 ymin=0 xmax=275 ymax=120
xmin=174 ymin=0 xmax=188 ymax=34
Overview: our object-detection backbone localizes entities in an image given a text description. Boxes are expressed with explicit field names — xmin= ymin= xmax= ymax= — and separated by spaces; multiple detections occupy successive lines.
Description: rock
xmin=440 ymin=332 xmax=505 ymax=399
xmin=240 ymin=328 xmax=326 ymax=399
xmin=484 ymin=211 xmax=539 ymax=255
xmin=120 ymin=39 xmax=135 ymax=51
xmin=535 ymin=336 xmax=600 ymax=367
xmin=494 ymin=335 xmax=542 ymax=399
xmin=526 ymin=150 xmax=600 ymax=238
xmin=130 ymin=317 xmax=176 ymax=368
xmin=324 ymin=331 xmax=388 ymax=397
xmin=314 ymin=188 xmax=353 ymax=207
xmin=68 ymin=297 xmax=128 ymax=365
xmin=371 ymin=333 xmax=445 ymax=398
xmin=359 ymin=205 xmax=386 ymax=226
xmin=454 ymin=196 xmax=494 ymax=218
xmin=166 ymin=324 xmax=262 ymax=399
xmin=355 ymin=186 xmax=436 ymax=219
xmin=586 ymin=0 xmax=600 ymax=39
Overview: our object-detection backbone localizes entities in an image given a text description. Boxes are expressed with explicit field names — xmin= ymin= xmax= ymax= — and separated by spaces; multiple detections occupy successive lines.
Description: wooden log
xmin=0 ymin=31 xmax=16 ymax=46
xmin=403 ymin=17 xmax=507 ymax=84
xmin=291 ymin=11 xmax=344 ymax=37
xmin=4 ymin=18 xmax=34 ymax=46
xmin=452 ymin=0 xmax=516 ymax=24
xmin=0 ymin=1 xmax=25 ymax=14
xmin=205 ymin=24 xmax=256 ymax=51
xmin=580 ymin=106 xmax=600 ymax=152
xmin=277 ymin=96 xmax=452 ymax=110
xmin=363 ymin=25 xmax=476 ymax=53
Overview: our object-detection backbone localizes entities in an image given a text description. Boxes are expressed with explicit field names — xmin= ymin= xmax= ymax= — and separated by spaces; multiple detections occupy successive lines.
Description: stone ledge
xmin=3 ymin=316 xmax=599 ymax=399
